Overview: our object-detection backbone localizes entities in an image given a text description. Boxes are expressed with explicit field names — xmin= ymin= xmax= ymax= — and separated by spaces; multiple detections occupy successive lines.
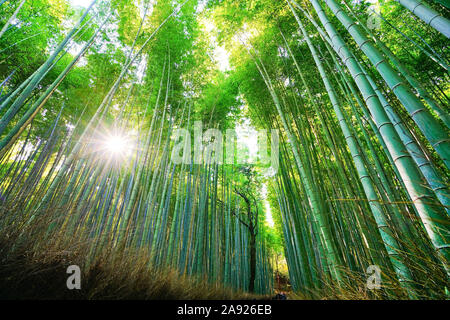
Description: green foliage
xmin=0 ymin=0 xmax=448 ymax=299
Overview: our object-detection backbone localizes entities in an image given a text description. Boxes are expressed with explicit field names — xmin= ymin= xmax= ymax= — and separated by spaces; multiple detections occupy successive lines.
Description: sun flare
xmin=105 ymin=135 xmax=128 ymax=155
xmin=90 ymin=128 xmax=136 ymax=161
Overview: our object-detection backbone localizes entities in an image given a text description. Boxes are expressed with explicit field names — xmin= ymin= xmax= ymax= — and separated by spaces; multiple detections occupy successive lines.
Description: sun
xmin=87 ymin=126 xmax=136 ymax=163
xmin=105 ymin=135 xmax=128 ymax=155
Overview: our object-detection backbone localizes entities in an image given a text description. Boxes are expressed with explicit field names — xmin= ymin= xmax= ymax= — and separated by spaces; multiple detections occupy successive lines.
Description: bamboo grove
xmin=0 ymin=0 xmax=273 ymax=295
xmin=0 ymin=0 xmax=449 ymax=299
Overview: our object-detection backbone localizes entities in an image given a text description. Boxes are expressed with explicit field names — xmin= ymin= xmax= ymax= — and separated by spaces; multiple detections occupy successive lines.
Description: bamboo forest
xmin=0 ymin=0 xmax=449 ymax=301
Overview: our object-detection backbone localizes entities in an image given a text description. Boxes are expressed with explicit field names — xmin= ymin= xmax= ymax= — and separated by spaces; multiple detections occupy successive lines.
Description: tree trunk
xmin=249 ymin=231 xmax=256 ymax=293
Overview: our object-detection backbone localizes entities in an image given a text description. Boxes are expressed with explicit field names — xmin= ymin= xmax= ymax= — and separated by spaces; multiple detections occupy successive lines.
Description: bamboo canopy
xmin=0 ymin=0 xmax=448 ymax=299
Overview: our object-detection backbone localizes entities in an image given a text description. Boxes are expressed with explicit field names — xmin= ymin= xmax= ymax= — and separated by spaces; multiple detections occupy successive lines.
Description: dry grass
xmin=0 ymin=215 xmax=264 ymax=300
xmin=283 ymin=261 xmax=448 ymax=300
xmin=1 ymin=208 xmax=446 ymax=300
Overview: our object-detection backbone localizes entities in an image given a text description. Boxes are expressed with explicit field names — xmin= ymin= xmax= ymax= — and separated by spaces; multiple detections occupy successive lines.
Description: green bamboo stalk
xmin=395 ymin=0 xmax=450 ymax=38
xmin=323 ymin=0 xmax=450 ymax=169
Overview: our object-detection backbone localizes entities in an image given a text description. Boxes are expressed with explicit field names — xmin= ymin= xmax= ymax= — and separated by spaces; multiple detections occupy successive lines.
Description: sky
xmin=202 ymin=19 xmax=231 ymax=72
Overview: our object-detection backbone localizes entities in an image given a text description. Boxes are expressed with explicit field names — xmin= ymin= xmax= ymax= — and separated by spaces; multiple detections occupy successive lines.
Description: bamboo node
xmin=427 ymin=14 xmax=441 ymax=26
xmin=410 ymin=108 xmax=426 ymax=118
xmin=391 ymin=81 xmax=404 ymax=91
xmin=432 ymin=139 xmax=450 ymax=147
